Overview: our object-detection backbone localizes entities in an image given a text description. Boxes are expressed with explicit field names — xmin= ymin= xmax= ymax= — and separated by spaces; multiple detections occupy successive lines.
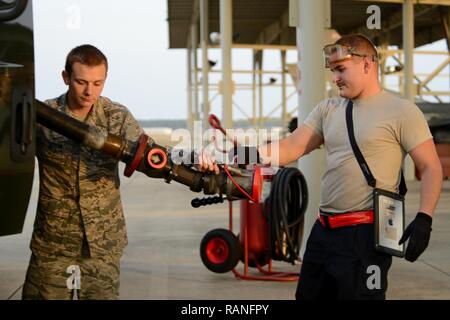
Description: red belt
xmin=318 ymin=210 xmax=374 ymax=229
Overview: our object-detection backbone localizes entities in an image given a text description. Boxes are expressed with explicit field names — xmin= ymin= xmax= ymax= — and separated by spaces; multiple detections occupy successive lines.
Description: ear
xmin=363 ymin=58 xmax=370 ymax=74
xmin=62 ymin=70 xmax=70 ymax=85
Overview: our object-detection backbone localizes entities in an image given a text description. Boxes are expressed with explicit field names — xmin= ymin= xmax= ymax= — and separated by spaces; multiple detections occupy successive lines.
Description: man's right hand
xmin=197 ymin=145 xmax=261 ymax=173
xmin=228 ymin=145 xmax=261 ymax=165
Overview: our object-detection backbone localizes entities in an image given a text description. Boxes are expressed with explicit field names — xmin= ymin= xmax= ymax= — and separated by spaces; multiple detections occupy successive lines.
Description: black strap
xmin=399 ymin=171 xmax=407 ymax=196
xmin=345 ymin=100 xmax=377 ymax=188
xmin=345 ymin=100 xmax=407 ymax=196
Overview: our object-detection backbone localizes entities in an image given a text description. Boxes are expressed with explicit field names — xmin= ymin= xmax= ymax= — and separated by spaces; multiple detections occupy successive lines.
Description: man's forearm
xmin=258 ymin=140 xmax=303 ymax=167
xmin=418 ymin=164 xmax=442 ymax=217
xmin=257 ymin=125 xmax=323 ymax=167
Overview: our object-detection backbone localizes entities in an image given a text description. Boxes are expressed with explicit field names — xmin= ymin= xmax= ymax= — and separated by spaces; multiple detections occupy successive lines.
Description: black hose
xmin=0 ymin=0 xmax=28 ymax=22
xmin=265 ymin=167 xmax=308 ymax=264
xmin=35 ymin=99 xmax=90 ymax=143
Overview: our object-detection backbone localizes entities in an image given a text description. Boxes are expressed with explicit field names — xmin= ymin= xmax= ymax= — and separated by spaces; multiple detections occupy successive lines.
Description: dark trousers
xmin=296 ymin=220 xmax=392 ymax=300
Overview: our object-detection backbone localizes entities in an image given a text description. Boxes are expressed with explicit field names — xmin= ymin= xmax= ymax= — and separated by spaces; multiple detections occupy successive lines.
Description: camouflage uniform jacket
xmin=30 ymin=93 xmax=143 ymax=258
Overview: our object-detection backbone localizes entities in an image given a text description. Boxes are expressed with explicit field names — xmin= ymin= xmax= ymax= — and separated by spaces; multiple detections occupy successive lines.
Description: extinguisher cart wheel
xmin=200 ymin=228 xmax=242 ymax=273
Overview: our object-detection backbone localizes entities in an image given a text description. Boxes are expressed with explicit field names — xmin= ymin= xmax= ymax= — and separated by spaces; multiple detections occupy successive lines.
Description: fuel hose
xmin=265 ymin=167 xmax=308 ymax=264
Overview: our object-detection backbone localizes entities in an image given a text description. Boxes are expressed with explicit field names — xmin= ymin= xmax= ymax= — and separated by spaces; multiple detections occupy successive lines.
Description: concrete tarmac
xmin=1 ymin=163 xmax=449 ymax=300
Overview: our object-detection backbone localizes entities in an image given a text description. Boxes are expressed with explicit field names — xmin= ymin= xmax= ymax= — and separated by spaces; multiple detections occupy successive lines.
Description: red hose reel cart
xmin=198 ymin=116 xmax=308 ymax=281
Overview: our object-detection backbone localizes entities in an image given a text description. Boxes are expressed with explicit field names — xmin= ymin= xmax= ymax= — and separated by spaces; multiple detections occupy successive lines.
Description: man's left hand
xmin=398 ymin=212 xmax=432 ymax=262
xmin=197 ymin=150 xmax=220 ymax=175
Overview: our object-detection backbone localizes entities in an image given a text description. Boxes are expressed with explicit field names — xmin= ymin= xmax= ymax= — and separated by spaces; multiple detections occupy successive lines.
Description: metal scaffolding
xmin=183 ymin=0 xmax=450 ymax=135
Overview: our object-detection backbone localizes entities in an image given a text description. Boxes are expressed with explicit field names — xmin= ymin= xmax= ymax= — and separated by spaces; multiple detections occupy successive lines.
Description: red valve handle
xmin=208 ymin=114 xmax=237 ymax=148
xmin=208 ymin=114 xmax=225 ymax=134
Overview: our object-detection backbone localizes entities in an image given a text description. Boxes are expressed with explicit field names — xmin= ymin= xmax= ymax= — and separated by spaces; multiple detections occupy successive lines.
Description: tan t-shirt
xmin=303 ymin=90 xmax=432 ymax=213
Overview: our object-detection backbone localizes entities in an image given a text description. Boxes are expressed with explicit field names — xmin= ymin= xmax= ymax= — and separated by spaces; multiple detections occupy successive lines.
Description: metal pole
xmin=200 ymin=0 xmax=210 ymax=130
xmin=220 ymin=0 xmax=233 ymax=129
xmin=297 ymin=0 xmax=327 ymax=258
xmin=191 ymin=23 xmax=199 ymax=122
xmin=403 ymin=0 xmax=414 ymax=101
xmin=187 ymin=46 xmax=193 ymax=132
xmin=281 ymin=50 xmax=287 ymax=135
xmin=258 ymin=52 xmax=263 ymax=128
xmin=252 ymin=50 xmax=257 ymax=128
xmin=403 ymin=0 xmax=416 ymax=181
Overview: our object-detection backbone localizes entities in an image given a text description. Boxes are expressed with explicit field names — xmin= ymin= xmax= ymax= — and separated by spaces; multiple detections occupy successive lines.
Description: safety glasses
xmin=323 ymin=44 xmax=377 ymax=68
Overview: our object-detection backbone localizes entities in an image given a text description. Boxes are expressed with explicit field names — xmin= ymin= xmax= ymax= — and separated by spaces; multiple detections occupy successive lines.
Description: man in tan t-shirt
xmin=199 ymin=34 xmax=442 ymax=300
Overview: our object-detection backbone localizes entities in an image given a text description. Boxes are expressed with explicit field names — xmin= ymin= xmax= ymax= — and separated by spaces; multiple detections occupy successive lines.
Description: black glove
xmin=228 ymin=145 xmax=260 ymax=165
xmin=398 ymin=212 xmax=432 ymax=262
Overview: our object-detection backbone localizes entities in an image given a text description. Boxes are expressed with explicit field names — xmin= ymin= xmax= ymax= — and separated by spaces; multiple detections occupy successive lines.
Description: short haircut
xmin=335 ymin=34 xmax=378 ymax=63
xmin=65 ymin=44 xmax=108 ymax=76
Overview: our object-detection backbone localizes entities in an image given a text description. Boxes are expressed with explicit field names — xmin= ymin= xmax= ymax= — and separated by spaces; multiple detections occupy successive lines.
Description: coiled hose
xmin=265 ymin=167 xmax=308 ymax=264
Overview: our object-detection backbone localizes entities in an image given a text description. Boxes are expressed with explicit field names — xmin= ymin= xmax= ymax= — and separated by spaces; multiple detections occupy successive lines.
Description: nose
xmin=84 ymin=84 xmax=93 ymax=96
xmin=332 ymin=72 xmax=339 ymax=85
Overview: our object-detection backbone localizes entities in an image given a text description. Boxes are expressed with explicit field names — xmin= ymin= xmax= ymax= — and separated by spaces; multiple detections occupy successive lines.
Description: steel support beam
xmin=187 ymin=43 xmax=194 ymax=132
xmin=252 ymin=50 xmax=257 ymax=128
xmin=200 ymin=0 xmax=210 ymax=130
xmin=191 ymin=23 xmax=200 ymax=122
xmin=297 ymin=0 xmax=327 ymax=258
xmin=257 ymin=51 xmax=264 ymax=129
xmin=281 ymin=50 xmax=287 ymax=133
xmin=355 ymin=0 xmax=450 ymax=6
xmin=220 ymin=0 xmax=233 ymax=129
xmin=403 ymin=0 xmax=416 ymax=180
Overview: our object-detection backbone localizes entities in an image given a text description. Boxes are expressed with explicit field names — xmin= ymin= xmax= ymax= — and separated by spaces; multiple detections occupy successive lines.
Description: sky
xmin=31 ymin=0 xmax=449 ymax=121
xmin=33 ymin=0 xmax=187 ymax=120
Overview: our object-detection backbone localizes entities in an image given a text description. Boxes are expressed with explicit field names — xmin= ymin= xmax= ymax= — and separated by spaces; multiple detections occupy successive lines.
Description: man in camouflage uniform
xmin=22 ymin=45 xmax=143 ymax=299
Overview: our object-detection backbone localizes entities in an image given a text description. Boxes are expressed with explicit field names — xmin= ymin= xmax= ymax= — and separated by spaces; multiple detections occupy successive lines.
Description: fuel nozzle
xmin=34 ymin=100 xmax=261 ymax=203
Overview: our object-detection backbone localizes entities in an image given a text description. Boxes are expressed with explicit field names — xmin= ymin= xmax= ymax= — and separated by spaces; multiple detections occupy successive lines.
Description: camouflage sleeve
xmin=120 ymin=110 xmax=144 ymax=142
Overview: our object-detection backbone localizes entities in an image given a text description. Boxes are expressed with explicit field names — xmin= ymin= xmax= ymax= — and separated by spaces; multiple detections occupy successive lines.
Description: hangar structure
xmin=167 ymin=0 xmax=450 ymax=130
xmin=167 ymin=0 xmax=450 ymax=255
